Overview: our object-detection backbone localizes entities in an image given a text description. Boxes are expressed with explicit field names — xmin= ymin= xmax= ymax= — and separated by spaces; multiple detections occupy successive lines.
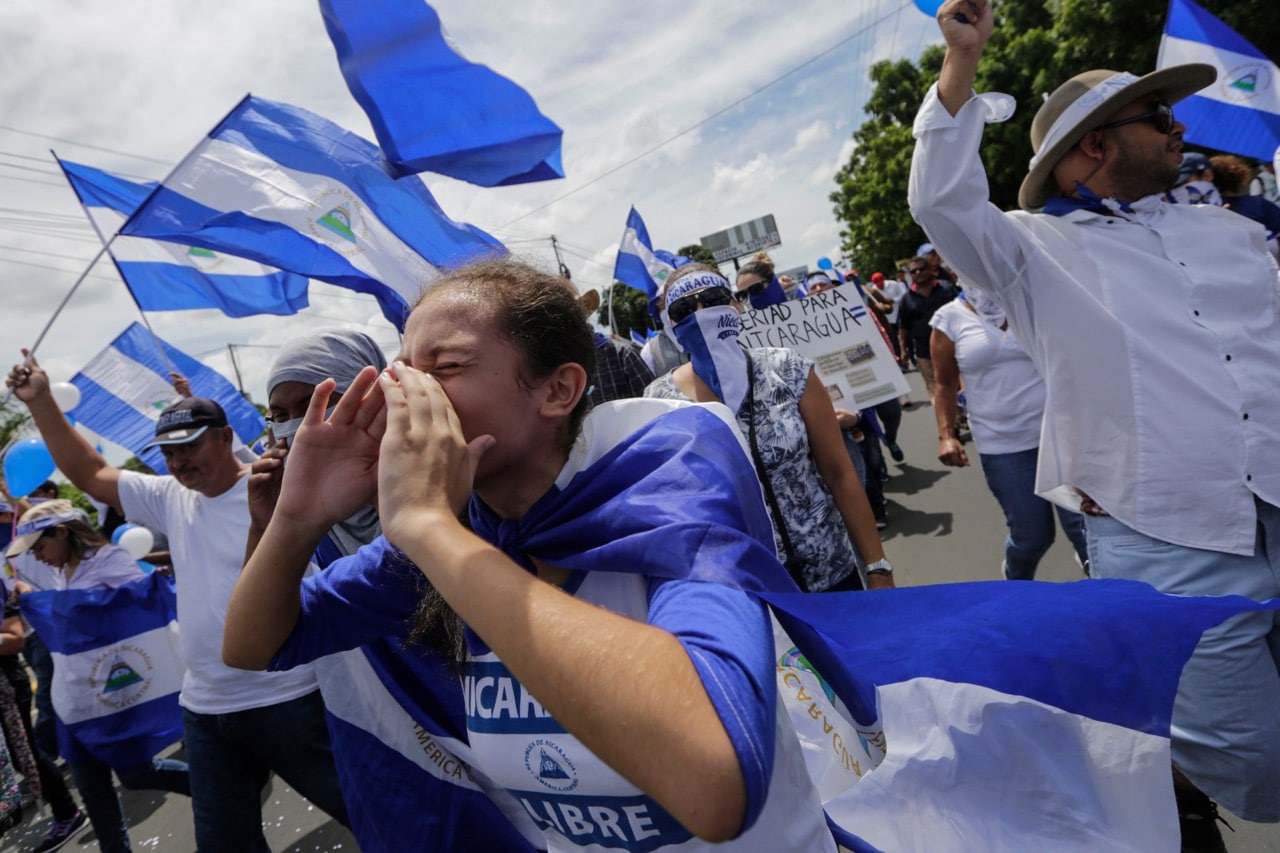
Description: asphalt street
xmin=4 ymin=371 xmax=1276 ymax=852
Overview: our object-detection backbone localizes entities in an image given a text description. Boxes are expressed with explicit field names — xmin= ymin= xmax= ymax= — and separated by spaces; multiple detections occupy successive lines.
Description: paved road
xmin=5 ymin=371 xmax=1275 ymax=851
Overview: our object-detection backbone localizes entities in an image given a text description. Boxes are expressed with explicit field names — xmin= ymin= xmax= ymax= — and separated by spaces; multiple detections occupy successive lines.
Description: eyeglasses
xmin=733 ymin=281 xmax=765 ymax=303
xmin=1099 ymin=102 xmax=1174 ymax=135
xmin=667 ymin=287 xmax=733 ymax=324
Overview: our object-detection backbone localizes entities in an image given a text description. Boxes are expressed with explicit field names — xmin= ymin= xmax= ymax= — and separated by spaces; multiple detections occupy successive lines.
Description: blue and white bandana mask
xmin=672 ymin=305 xmax=749 ymax=414
xmin=959 ymin=287 xmax=1007 ymax=330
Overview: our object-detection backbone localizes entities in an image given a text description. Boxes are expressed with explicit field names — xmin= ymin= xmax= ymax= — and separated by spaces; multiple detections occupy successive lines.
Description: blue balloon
xmin=913 ymin=0 xmax=943 ymax=14
xmin=816 ymin=257 xmax=834 ymax=271
xmin=3 ymin=437 xmax=56 ymax=498
xmin=111 ymin=523 xmax=137 ymax=545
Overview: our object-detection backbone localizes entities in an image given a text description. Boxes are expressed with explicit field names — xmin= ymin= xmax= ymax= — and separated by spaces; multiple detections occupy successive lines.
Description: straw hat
xmin=1018 ymin=64 xmax=1216 ymax=211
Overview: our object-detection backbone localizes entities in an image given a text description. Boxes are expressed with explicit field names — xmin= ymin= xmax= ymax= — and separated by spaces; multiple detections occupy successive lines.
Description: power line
xmin=496 ymin=1 xmax=912 ymax=230
xmin=0 ymin=124 xmax=172 ymax=166
xmin=0 ymin=255 xmax=117 ymax=282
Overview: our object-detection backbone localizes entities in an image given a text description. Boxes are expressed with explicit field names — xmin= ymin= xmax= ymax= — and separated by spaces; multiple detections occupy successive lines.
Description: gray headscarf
xmin=267 ymin=328 xmax=388 ymax=399
xmin=266 ymin=329 xmax=388 ymax=558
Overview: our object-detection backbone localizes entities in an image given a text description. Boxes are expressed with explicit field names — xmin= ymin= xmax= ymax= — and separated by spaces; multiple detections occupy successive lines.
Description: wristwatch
xmin=866 ymin=558 xmax=893 ymax=576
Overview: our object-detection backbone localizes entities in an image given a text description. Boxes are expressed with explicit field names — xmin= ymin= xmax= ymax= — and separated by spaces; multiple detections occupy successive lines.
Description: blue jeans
xmin=22 ymin=632 xmax=58 ymax=759
xmin=1087 ymin=503 xmax=1280 ymax=822
xmin=183 ymin=690 xmax=348 ymax=852
xmin=69 ymin=756 xmax=190 ymax=853
xmin=978 ymin=447 xmax=1088 ymax=580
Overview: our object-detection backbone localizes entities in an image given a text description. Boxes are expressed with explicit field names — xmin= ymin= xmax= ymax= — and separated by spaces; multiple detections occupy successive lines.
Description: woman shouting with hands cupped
xmin=224 ymin=260 xmax=836 ymax=852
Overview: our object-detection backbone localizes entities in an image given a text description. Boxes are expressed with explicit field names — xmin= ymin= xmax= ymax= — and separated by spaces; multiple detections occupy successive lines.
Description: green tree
xmin=676 ymin=243 xmax=717 ymax=267
xmin=831 ymin=0 xmax=1280 ymax=269
xmin=596 ymin=284 xmax=656 ymax=339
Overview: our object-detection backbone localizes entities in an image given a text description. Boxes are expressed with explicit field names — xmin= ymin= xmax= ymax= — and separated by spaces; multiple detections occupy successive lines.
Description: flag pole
xmin=1 ymin=242 xmax=113 ymax=406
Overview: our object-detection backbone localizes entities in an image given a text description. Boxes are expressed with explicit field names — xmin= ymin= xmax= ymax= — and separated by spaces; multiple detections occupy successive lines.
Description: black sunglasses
xmin=667 ymin=287 xmax=733 ymax=324
xmin=733 ymin=281 xmax=766 ymax=302
xmin=1100 ymin=102 xmax=1174 ymax=135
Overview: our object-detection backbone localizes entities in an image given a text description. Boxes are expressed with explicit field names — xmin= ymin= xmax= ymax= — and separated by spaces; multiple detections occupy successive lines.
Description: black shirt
xmin=898 ymin=281 xmax=957 ymax=356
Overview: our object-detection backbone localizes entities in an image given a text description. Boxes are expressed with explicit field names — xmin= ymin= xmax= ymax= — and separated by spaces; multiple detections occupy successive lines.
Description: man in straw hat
xmin=908 ymin=0 xmax=1280 ymax=848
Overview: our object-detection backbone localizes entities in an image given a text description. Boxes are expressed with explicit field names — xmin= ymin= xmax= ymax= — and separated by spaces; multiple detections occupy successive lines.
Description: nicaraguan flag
xmin=20 ymin=574 xmax=185 ymax=770
xmin=57 ymin=158 xmax=309 ymax=318
xmin=1158 ymin=0 xmax=1280 ymax=161
xmin=320 ymin=0 xmax=563 ymax=187
xmin=613 ymin=208 xmax=674 ymax=299
xmin=468 ymin=398 xmax=1280 ymax=852
xmin=311 ymin=642 xmax=543 ymax=852
xmin=120 ymin=96 xmax=506 ymax=331
xmin=68 ymin=322 xmax=265 ymax=473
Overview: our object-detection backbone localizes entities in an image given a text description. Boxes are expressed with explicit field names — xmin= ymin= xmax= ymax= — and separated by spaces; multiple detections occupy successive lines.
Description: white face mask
xmin=268 ymin=405 xmax=336 ymax=448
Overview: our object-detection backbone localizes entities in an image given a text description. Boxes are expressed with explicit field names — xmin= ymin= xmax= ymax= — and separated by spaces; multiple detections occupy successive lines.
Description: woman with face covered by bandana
xmin=929 ymin=286 xmax=1089 ymax=580
xmin=644 ymin=265 xmax=894 ymax=592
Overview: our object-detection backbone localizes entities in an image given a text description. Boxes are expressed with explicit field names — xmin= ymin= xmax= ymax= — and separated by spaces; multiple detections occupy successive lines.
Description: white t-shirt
xmin=55 ymin=545 xmax=145 ymax=592
xmin=880 ymin=279 xmax=907 ymax=324
xmin=930 ymin=300 xmax=1046 ymax=454
xmin=117 ymin=470 xmax=318 ymax=714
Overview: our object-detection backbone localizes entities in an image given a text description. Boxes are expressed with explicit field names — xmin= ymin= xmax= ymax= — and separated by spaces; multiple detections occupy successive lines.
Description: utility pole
xmin=550 ymin=234 xmax=572 ymax=280
xmin=226 ymin=344 xmax=247 ymax=399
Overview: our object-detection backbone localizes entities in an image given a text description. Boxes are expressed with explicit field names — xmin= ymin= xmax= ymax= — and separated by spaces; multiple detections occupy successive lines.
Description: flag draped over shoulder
xmin=312 ymin=642 xmax=543 ymax=852
xmin=120 ymin=96 xmax=506 ymax=331
xmin=68 ymin=322 xmax=265 ymax=473
xmin=1159 ymin=0 xmax=1280 ymax=161
xmin=20 ymin=574 xmax=184 ymax=770
xmin=319 ymin=0 xmax=563 ymax=187
xmin=468 ymin=398 xmax=1279 ymax=852
xmin=613 ymin=208 xmax=674 ymax=299
xmin=57 ymin=158 xmax=310 ymax=319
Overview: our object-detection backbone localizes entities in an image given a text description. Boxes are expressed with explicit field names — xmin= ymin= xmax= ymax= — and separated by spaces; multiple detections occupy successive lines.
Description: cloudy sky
xmin=0 ymin=0 xmax=939 ymax=456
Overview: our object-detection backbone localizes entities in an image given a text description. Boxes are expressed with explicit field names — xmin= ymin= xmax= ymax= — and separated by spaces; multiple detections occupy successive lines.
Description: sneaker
xmin=33 ymin=809 xmax=87 ymax=853
xmin=873 ymin=506 xmax=888 ymax=530
xmin=1175 ymin=783 xmax=1231 ymax=853
xmin=887 ymin=442 xmax=905 ymax=463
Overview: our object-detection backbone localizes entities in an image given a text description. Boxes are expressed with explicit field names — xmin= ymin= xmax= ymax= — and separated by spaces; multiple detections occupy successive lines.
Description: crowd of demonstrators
xmin=226 ymin=260 xmax=839 ymax=850
xmin=896 ymin=255 xmax=957 ymax=402
xmin=911 ymin=0 xmax=1280 ymax=847
xmin=929 ymin=288 xmax=1087 ymax=580
xmin=6 ymin=500 xmax=189 ymax=853
xmin=643 ymin=264 xmax=894 ymax=591
xmin=5 ymin=357 xmax=349 ymax=851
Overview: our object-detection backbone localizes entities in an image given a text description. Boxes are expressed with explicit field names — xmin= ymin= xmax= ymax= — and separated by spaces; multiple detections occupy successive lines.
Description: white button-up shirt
xmin=908 ymin=84 xmax=1280 ymax=555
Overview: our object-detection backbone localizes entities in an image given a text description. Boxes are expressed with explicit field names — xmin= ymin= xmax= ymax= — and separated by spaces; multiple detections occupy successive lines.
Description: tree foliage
xmin=596 ymin=284 xmax=656 ymax=339
xmin=676 ymin=243 xmax=717 ymax=267
xmin=832 ymin=0 xmax=1280 ymax=272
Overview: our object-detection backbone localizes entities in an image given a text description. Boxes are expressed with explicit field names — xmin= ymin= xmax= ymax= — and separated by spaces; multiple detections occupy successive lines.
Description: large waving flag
xmin=1158 ymin=0 xmax=1280 ymax=161
xmin=68 ymin=322 xmax=265 ymax=473
xmin=464 ymin=398 xmax=1279 ymax=851
xmin=612 ymin=208 xmax=675 ymax=299
xmin=120 ymin=96 xmax=506 ymax=330
xmin=320 ymin=0 xmax=563 ymax=187
xmin=20 ymin=574 xmax=185 ymax=770
xmin=57 ymin=158 xmax=310 ymax=319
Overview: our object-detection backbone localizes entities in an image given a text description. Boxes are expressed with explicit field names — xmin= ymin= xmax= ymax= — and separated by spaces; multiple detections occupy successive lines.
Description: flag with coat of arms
xmin=20 ymin=573 xmax=185 ymax=770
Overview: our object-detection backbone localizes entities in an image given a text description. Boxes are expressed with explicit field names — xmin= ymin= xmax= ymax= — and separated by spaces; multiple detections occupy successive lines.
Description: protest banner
xmin=738 ymin=288 xmax=908 ymax=409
